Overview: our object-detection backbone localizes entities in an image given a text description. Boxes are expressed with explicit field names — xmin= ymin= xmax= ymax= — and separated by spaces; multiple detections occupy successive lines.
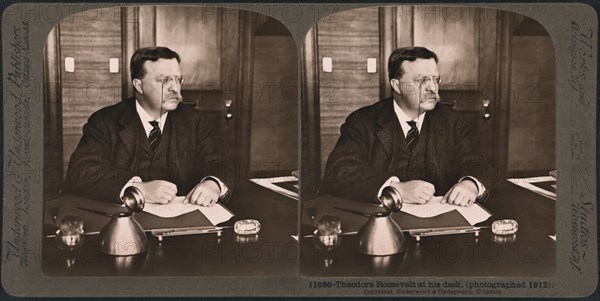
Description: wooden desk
xmin=300 ymin=181 xmax=555 ymax=277
xmin=42 ymin=184 xmax=298 ymax=276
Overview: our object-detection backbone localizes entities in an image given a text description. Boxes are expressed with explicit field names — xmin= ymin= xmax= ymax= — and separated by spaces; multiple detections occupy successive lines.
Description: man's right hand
xmin=133 ymin=180 xmax=178 ymax=204
xmin=390 ymin=180 xmax=435 ymax=204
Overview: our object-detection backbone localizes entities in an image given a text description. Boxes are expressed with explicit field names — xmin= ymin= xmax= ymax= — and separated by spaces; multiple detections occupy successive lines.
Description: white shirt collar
xmin=135 ymin=99 xmax=168 ymax=137
xmin=393 ymin=100 xmax=426 ymax=137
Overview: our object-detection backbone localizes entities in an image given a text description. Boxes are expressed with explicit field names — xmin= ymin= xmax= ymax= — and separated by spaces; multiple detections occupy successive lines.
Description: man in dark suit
xmin=66 ymin=47 xmax=230 ymax=206
xmin=322 ymin=47 xmax=489 ymax=206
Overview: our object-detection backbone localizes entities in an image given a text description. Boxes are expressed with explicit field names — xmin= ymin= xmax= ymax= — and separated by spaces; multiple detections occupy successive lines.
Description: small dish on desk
xmin=491 ymin=219 xmax=519 ymax=235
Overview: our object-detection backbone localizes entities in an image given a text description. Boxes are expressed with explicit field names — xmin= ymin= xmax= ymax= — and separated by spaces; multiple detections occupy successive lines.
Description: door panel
xmin=413 ymin=6 xmax=480 ymax=90
xmin=155 ymin=6 xmax=222 ymax=90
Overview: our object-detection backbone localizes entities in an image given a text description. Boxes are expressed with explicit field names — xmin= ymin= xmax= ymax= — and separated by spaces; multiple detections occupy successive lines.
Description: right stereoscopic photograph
xmin=300 ymin=5 xmax=556 ymax=277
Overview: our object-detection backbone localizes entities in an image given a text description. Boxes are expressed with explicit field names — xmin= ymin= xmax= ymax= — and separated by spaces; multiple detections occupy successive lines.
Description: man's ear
xmin=132 ymin=79 xmax=143 ymax=95
xmin=390 ymin=78 xmax=402 ymax=95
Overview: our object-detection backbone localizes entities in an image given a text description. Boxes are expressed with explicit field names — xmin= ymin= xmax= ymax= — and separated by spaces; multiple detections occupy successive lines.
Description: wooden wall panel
xmin=59 ymin=7 xmax=123 ymax=173
xmin=155 ymin=6 xmax=221 ymax=90
xmin=44 ymin=27 xmax=62 ymax=199
xmin=477 ymin=8 xmax=498 ymax=163
xmin=413 ymin=6 xmax=479 ymax=89
xmin=250 ymin=35 xmax=298 ymax=177
xmin=301 ymin=27 xmax=321 ymax=199
xmin=318 ymin=7 xmax=380 ymax=174
xmin=507 ymin=35 xmax=556 ymax=175
xmin=138 ymin=6 xmax=155 ymax=48
xmin=379 ymin=7 xmax=396 ymax=99
xmin=121 ymin=7 xmax=138 ymax=99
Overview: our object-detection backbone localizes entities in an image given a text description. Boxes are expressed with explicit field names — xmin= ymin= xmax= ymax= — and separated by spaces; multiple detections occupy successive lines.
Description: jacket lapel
xmin=117 ymin=98 xmax=141 ymax=162
xmin=166 ymin=106 xmax=191 ymax=179
xmin=425 ymin=104 xmax=449 ymax=173
xmin=376 ymin=98 xmax=407 ymax=159
xmin=376 ymin=98 xmax=411 ymax=159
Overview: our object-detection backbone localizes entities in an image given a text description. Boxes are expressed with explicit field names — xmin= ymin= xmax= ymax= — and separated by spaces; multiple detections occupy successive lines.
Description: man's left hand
xmin=184 ymin=180 xmax=221 ymax=207
xmin=442 ymin=180 xmax=478 ymax=207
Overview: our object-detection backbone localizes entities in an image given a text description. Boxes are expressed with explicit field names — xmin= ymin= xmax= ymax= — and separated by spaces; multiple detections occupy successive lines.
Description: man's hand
xmin=184 ymin=180 xmax=221 ymax=207
xmin=442 ymin=180 xmax=478 ymax=207
xmin=390 ymin=180 xmax=435 ymax=204
xmin=133 ymin=180 xmax=177 ymax=204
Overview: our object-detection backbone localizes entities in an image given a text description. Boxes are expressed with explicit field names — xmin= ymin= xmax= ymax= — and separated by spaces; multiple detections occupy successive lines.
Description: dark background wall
xmin=507 ymin=23 xmax=556 ymax=176
xmin=250 ymin=22 xmax=298 ymax=177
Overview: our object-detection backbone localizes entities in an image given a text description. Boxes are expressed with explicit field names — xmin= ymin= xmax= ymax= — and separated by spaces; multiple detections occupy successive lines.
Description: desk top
xmin=42 ymin=184 xmax=298 ymax=276
xmin=300 ymin=181 xmax=555 ymax=277
xmin=43 ymin=180 xmax=555 ymax=277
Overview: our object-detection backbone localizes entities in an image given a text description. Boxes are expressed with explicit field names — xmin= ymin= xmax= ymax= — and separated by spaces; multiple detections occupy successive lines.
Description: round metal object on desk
xmin=121 ymin=186 xmax=145 ymax=214
xmin=379 ymin=186 xmax=402 ymax=212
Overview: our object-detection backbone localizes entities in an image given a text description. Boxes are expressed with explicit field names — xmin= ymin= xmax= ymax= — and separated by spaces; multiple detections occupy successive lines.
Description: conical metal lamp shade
xmin=100 ymin=212 xmax=148 ymax=256
xmin=358 ymin=212 xmax=405 ymax=256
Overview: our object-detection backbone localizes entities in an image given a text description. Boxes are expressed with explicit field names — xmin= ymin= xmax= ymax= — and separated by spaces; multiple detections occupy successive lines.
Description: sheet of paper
xmin=455 ymin=203 xmax=492 ymax=225
xmin=250 ymin=176 xmax=298 ymax=200
xmin=401 ymin=196 xmax=491 ymax=225
xmin=143 ymin=196 xmax=234 ymax=225
xmin=507 ymin=176 xmax=556 ymax=200
xmin=401 ymin=196 xmax=454 ymax=218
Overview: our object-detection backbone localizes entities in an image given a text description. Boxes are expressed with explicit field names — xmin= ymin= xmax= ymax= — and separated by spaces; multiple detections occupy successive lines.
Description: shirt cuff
xmin=377 ymin=176 xmax=400 ymax=198
xmin=459 ymin=176 xmax=486 ymax=197
xmin=202 ymin=176 xmax=228 ymax=197
xmin=120 ymin=176 xmax=142 ymax=199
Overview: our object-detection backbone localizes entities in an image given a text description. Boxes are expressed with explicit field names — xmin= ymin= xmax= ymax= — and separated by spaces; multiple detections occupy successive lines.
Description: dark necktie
xmin=148 ymin=120 xmax=161 ymax=152
xmin=406 ymin=120 xmax=419 ymax=151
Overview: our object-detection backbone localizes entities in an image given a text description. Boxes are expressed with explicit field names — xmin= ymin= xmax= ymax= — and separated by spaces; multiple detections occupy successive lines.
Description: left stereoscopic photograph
xmin=40 ymin=6 xmax=299 ymax=276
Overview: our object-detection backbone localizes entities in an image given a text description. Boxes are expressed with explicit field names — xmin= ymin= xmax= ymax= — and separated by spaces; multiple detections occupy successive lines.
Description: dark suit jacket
xmin=65 ymin=98 xmax=231 ymax=203
xmin=321 ymin=97 xmax=490 ymax=203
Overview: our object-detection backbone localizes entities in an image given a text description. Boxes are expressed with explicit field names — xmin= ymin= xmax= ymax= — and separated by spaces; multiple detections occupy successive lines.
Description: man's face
xmin=134 ymin=58 xmax=183 ymax=114
xmin=392 ymin=58 xmax=440 ymax=114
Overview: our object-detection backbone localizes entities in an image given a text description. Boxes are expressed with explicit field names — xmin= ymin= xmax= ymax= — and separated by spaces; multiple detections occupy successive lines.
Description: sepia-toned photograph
xmin=300 ymin=5 xmax=556 ymax=277
xmin=41 ymin=5 xmax=299 ymax=276
xmin=1 ymin=1 xmax=596 ymax=297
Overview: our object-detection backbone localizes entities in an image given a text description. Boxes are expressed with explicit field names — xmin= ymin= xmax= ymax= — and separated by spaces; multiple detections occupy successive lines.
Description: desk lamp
xmin=358 ymin=186 xmax=406 ymax=256
xmin=100 ymin=186 xmax=148 ymax=255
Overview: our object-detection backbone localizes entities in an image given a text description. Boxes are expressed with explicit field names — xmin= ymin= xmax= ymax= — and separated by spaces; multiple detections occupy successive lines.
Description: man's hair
xmin=130 ymin=47 xmax=180 ymax=81
xmin=388 ymin=47 xmax=438 ymax=80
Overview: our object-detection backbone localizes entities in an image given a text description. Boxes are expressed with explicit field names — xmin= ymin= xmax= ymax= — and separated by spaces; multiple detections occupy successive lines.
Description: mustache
xmin=422 ymin=93 xmax=439 ymax=101
xmin=163 ymin=94 xmax=182 ymax=101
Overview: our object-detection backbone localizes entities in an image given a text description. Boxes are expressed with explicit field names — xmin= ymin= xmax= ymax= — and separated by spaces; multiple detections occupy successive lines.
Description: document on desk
xmin=143 ymin=196 xmax=234 ymax=225
xmin=401 ymin=196 xmax=491 ymax=225
xmin=507 ymin=176 xmax=556 ymax=200
xmin=250 ymin=176 xmax=298 ymax=200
